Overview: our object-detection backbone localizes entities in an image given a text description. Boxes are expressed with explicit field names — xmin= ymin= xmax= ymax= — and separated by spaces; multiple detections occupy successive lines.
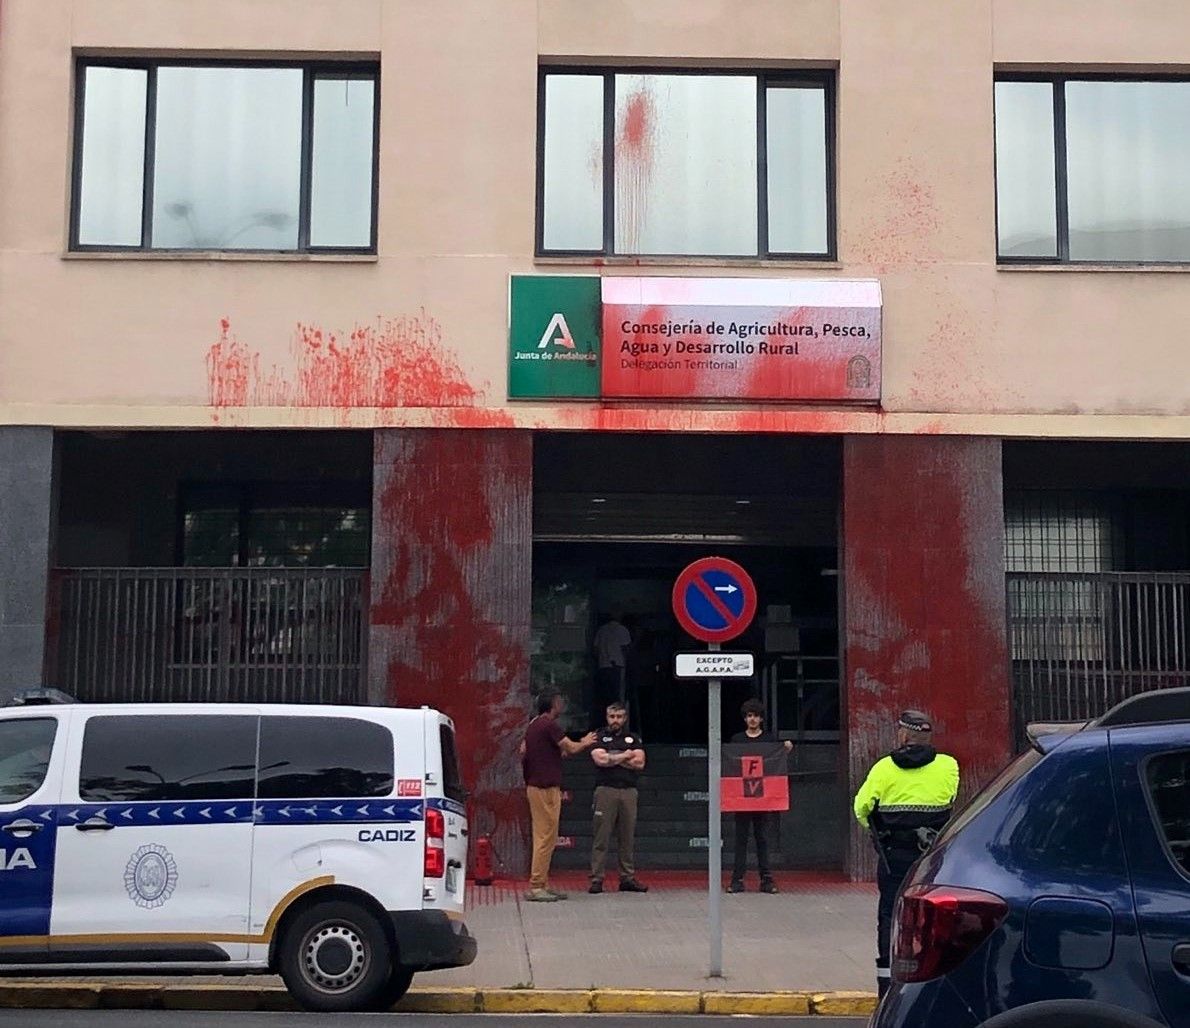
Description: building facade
xmin=3 ymin=0 xmax=1190 ymax=876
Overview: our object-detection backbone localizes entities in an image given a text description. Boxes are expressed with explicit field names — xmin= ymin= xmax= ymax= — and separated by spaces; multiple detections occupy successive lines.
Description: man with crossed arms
xmin=587 ymin=701 xmax=648 ymax=894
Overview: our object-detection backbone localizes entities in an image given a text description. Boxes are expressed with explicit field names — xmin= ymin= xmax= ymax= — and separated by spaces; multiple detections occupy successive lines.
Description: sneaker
xmin=588 ymin=880 xmax=603 ymax=894
xmin=726 ymin=880 xmax=745 ymax=894
xmin=760 ymin=879 xmax=779 ymax=894
xmin=547 ymin=888 xmax=569 ymax=900
xmin=618 ymin=878 xmax=648 ymax=893
xmin=524 ymin=888 xmax=559 ymax=902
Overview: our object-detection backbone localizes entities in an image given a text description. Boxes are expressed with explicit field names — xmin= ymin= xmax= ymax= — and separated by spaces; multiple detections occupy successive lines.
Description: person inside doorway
xmin=592 ymin=610 xmax=631 ymax=726
xmin=728 ymin=699 xmax=793 ymax=894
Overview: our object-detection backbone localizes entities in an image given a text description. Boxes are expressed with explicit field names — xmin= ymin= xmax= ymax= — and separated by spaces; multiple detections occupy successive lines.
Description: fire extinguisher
xmin=473 ymin=835 xmax=494 ymax=886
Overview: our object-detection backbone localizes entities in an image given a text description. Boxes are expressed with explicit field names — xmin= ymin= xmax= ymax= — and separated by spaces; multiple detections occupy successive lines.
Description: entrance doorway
xmin=533 ymin=432 xmax=845 ymax=870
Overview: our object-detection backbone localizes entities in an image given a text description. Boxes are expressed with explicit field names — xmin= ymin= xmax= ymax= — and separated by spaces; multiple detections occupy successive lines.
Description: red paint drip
xmin=371 ymin=431 xmax=532 ymax=870
xmin=205 ymin=313 xmax=481 ymax=409
xmin=615 ymin=89 xmax=655 ymax=253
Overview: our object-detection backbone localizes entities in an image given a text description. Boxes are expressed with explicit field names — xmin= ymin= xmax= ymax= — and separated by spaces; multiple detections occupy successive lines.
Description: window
xmin=1005 ymin=492 xmax=1116 ymax=661
xmin=537 ymin=70 xmax=833 ymax=259
xmin=1147 ymin=750 xmax=1190 ymax=876
xmin=79 ymin=715 xmax=257 ymax=801
xmin=439 ymin=724 xmax=466 ymax=803
xmin=73 ymin=60 xmax=378 ymax=252
xmin=996 ymin=76 xmax=1190 ymax=262
xmin=257 ymin=716 xmax=393 ymax=798
xmin=181 ymin=483 xmax=371 ymax=567
xmin=0 ymin=719 xmax=57 ymax=804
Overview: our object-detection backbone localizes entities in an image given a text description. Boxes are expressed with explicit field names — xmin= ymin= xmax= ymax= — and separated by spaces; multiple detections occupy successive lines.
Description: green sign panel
xmin=508 ymin=275 xmax=601 ymax=399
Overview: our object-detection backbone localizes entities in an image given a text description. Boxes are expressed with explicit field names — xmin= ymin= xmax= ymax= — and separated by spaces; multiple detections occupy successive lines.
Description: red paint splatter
xmin=615 ymin=88 xmax=655 ymax=253
xmin=371 ymin=431 xmax=532 ymax=872
xmin=205 ymin=313 xmax=482 ymax=409
xmin=842 ymin=437 xmax=1012 ymax=880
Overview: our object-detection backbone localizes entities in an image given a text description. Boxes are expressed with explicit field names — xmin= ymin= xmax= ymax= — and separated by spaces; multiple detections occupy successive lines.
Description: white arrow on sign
xmin=714 ymin=584 xmax=738 ymax=594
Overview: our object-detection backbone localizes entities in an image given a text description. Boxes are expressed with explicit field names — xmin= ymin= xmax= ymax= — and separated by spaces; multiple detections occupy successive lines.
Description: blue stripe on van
xmin=55 ymin=799 xmax=425 ymax=827
xmin=427 ymin=797 xmax=467 ymax=817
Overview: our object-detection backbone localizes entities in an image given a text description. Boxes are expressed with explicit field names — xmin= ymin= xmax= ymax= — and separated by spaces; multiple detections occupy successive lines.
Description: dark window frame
xmin=995 ymin=72 xmax=1190 ymax=266
xmin=1142 ymin=749 xmax=1190 ymax=883
xmin=256 ymin=715 xmax=395 ymax=800
xmin=70 ymin=56 xmax=381 ymax=255
xmin=535 ymin=66 xmax=836 ymax=261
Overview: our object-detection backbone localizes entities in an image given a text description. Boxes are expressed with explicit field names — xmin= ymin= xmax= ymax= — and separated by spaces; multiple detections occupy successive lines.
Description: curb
xmin=0 ymin=981 xmax=878 ymax=1016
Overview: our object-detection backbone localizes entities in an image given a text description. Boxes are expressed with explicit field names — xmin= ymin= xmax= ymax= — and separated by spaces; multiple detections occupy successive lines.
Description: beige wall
xmin=2 ymin=0 xmax=1190 ymax=432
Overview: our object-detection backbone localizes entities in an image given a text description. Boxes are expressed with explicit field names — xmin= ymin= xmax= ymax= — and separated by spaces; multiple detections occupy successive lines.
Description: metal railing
xmin=49 ymin=568 xmax=369 ymax=705
xmin=1007 ymin=571 xmax=1190 ymax=734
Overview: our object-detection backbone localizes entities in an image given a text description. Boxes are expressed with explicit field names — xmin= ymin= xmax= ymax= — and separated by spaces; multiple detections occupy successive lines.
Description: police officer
xmin=588 ymin=701 xmax=648 ymax=894
xmin=853 ymin=709 xmax=959 ymax=998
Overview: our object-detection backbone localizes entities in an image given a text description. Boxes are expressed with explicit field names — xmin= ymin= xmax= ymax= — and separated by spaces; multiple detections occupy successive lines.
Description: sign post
xmin=672 ymin=556 xmax=758 ymax=979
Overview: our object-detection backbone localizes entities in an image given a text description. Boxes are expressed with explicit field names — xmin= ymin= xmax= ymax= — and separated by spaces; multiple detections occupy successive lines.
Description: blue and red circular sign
xmin=672 ymin=557 xmax=757 ymax=644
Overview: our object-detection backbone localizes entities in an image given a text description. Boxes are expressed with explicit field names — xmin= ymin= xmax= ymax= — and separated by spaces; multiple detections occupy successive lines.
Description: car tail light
xmin=893 ymin=885 xmax=1008 ymax=983
xmin=424 ymin=808 xmax=445 ymax=878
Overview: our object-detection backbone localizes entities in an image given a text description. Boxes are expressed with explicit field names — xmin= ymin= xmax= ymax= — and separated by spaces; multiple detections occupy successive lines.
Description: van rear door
xmin=424 ymin=714 xmax=467 ymax=912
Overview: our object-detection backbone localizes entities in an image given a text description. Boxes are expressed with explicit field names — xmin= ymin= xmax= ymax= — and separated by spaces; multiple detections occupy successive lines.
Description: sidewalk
xmin=0 ymin=872 xmax=879 ymax=1015
xmin=444 ymin=870 xmax=876 ymax=993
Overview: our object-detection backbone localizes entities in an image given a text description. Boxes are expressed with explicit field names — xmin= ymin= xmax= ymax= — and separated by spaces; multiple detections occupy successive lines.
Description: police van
xmin=0 ymin=699 xmax=476 ymax=1012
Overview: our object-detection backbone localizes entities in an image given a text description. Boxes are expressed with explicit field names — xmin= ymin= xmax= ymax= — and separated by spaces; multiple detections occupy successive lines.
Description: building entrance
xmin=532 ymin=432 xmax=846 ymax=870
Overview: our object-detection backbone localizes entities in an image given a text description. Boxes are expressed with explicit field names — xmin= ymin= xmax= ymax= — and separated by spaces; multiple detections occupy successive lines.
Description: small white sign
xmin=674 ymin=652 xmax=755 ymax=679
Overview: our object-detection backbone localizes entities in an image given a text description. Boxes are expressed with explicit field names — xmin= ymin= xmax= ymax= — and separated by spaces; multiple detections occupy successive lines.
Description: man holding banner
xmin=723 ymin=699 xmax=792 ymax=894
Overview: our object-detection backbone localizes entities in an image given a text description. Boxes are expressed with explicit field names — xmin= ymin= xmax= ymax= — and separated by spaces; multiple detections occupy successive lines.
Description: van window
xmin=1146 ymin=750 xmax=1190 ymax=877
xmin=257 ymin=716 xmax=393 ymax=799
xmin=439 ymin=724 xmax=466 ymax=803
xmin=0 ymin=718 xmax=57 ymax=804
xmin=79 ymin=715 xmax=257 ymax=801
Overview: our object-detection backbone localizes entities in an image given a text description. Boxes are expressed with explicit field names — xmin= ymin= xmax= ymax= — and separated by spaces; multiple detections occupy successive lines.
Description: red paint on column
xmin=842 ymin=436 xmax=1011 ymax=880
xmin=370 ymin=430 xmax=533 ymax=873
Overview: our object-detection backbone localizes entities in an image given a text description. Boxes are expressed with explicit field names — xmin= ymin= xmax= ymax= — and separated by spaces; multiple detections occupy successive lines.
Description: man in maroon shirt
xmin=522 ymin=690 xmax=596 ymax=901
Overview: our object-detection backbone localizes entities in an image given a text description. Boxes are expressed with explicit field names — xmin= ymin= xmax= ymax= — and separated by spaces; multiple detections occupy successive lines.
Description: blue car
xmin=873 ymin=688 xmax=1190 ymax=1028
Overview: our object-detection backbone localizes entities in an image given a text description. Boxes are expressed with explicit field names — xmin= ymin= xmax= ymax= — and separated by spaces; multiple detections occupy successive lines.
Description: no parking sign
xmin=672 ymin=556 xmax=757 ymax=643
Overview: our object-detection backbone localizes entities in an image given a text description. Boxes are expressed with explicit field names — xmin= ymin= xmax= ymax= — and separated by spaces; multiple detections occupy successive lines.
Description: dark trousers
xmin=731 ymin=812 xmax=771 ymax=881
xmin=876 ymin=851 xmax=917 ymax=997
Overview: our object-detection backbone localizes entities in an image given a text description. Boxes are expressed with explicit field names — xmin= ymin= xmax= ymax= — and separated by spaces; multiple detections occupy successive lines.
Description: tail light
xmin=893 ymin=885 xmax=1008 ymax=983
xmin=424 ymin=808 xmax=445 ymax=878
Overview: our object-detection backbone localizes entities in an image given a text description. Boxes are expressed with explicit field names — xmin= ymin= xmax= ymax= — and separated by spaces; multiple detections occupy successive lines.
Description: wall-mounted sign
xmin=508 ymin=275 xmax=881 ymax=402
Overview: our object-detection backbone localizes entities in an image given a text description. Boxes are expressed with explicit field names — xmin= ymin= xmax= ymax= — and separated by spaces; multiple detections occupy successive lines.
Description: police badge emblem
xmin=124 ymin=844 xmax=178 ymax=909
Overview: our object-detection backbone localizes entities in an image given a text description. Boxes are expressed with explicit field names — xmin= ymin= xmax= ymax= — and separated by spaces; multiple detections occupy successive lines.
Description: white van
xmin=0 ymin=701 xmax=476 ymax=1012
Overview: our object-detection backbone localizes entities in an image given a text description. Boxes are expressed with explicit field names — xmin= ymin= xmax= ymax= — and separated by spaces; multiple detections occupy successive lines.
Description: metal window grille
xmin=48 ymin=567 xmax=368 ymax=705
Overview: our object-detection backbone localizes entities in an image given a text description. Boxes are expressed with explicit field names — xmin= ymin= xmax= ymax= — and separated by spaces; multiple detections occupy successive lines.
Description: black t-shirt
xmin=593 ymin=727 xmax=643 ymax=788
xmin=730 ymin=729 xmax=778 ymax=745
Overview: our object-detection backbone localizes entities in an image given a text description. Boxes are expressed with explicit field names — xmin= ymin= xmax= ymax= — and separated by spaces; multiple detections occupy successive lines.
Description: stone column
xmin=0 ymin=427 xmax=56 ymax=703
xmin=842 ymin=435 xmax=1012 ymax=879
xmin=369 ymin=428 xmax=533 ymax=873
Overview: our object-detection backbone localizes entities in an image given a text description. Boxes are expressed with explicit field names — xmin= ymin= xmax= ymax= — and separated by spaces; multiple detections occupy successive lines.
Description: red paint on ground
xmin=371 ymin=430 xmax=532 ymax=873
xmin=842 ymin=437 xmax=1012 ymax=880
xmin=205 ymin=314 xmax=481 ymax=409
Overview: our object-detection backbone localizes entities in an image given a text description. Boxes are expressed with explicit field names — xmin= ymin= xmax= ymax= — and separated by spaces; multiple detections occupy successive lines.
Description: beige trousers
xmin=590 ymin=785 xmax=638 ymax=881
xmin=526 ymin=785 xmax=562 ymax=890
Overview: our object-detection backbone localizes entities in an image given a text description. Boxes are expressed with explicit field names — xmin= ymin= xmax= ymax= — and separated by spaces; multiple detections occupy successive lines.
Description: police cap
xmin=898 ymin=709 xmax=933 ymax=733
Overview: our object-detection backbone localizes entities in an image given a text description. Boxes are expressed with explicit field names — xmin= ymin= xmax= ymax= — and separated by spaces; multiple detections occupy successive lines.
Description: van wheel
xmin=367 ymin=964 xmax=415 ymax=1011
xmin=278 ymin=900 xmax=392 ymax=1012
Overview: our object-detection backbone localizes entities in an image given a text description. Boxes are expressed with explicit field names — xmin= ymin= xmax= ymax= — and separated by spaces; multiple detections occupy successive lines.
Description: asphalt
xmin=0 ymin=872 xmax=879 ymax=1017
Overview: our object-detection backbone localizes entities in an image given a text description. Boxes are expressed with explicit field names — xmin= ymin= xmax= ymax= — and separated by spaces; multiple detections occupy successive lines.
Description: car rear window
xmin=934 ymin=748 xmax=1042 ymax=847
xmin=1146 ymin=750 xmax=1190 ymax=877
